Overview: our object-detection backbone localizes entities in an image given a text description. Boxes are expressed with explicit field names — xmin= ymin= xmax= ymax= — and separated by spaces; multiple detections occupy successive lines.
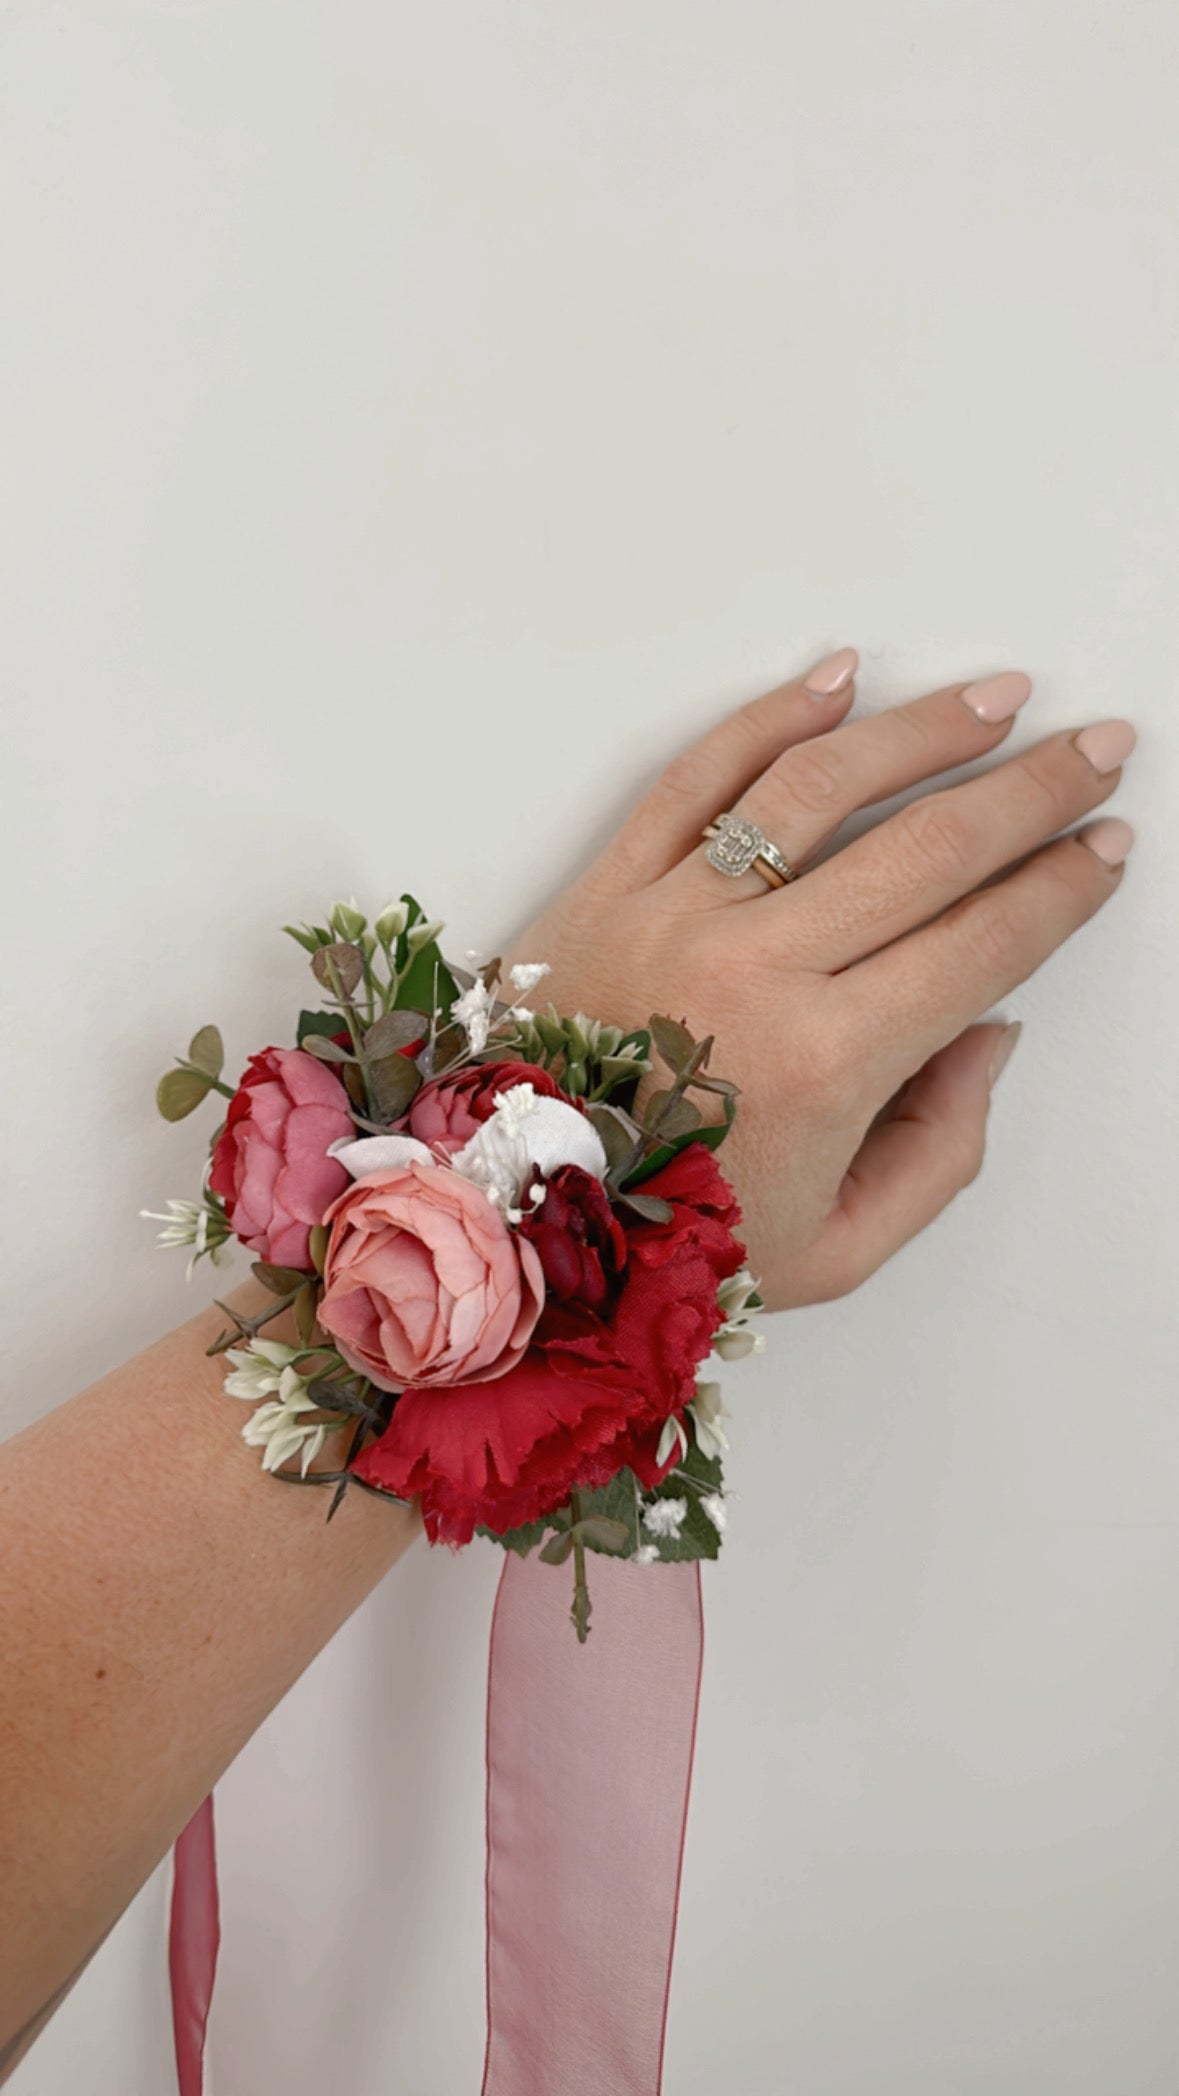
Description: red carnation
xmin=350 ymin=1143 xmax=746 ymax=1542
xmin=407 ymin=1059 xmax=565 ymax=1157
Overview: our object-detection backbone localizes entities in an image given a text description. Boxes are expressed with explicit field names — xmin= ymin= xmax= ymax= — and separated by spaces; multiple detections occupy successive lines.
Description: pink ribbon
xmin=169 ymin=1558 xmax=704 ymax=2094
xmin=169 ymin=1793 xmax=220 ymax=2096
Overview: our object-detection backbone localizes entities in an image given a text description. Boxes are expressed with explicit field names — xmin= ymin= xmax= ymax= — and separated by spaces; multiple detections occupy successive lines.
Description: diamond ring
xmin=702 ymin=812 xmax=799 ymax=890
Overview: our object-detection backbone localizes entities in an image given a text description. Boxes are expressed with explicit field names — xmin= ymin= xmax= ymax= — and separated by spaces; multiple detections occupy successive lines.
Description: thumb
xmin=794 ymin=1020 xmax=1022 ymax=1301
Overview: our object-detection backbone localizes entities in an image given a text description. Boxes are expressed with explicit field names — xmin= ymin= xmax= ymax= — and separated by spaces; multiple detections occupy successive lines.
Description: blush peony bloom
xmin=208 ymin=1046 xmax=354 ymax=1270
xmin=318 ymin=1162 xmax=545 ymax=1394
xmin=408 ymin=1060 xmax=564 ymax=1157
xmin=351 ymin=1142 xmax=747 ymax=1542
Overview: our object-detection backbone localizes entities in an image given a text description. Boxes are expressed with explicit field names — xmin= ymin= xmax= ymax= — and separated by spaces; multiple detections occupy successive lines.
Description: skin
xmin=0 ymin=654 xmax=1133 ymax=2071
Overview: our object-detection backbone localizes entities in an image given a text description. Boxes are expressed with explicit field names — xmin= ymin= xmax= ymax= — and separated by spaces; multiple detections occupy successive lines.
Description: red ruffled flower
xmin=350 ymin=1143 xmax=746 ymax=1543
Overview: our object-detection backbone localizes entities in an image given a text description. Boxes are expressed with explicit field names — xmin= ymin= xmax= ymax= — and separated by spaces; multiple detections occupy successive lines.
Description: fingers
xmin=838 ymin=824 xmax=1134 ymax=1088
xmin=670 ymin=669 xmax=1033 ymax=903
xmin=789 ymin=1022 xmax=1015 ymax=1303
xmin=594 ymin=647 xmax=858 ymax=891
xmin=786 ymin=720 xmax=1137 ymax=970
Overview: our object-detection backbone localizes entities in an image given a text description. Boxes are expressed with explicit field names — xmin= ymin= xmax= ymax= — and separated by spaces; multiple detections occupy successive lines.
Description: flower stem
xmin=569 ymin=1489 xmax=592 ymax=1644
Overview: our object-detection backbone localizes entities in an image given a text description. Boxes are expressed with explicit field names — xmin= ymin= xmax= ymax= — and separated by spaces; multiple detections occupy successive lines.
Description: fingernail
xmin=960 ymin=670 xmax=1033 ymax=723
xmin=1074 ymin=719 xmax=1137 ymax=774
xmin=1078 ymin=816 xmax=1135 ymax=867
xmin=803 ymin=646 xmax=858 ymax=698
xmin=988 ymin=1021 xmax=1023 ymax=1089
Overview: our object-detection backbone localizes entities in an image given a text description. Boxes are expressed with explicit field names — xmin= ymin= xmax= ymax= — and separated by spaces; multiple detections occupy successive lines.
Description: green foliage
xmin=395 ymin=894 xmax=459 ymax=1014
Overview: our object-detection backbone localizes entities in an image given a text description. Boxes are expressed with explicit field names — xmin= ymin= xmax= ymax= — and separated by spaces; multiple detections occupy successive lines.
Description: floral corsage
xmin=144 ymin=898 xmax=764 ymax=1638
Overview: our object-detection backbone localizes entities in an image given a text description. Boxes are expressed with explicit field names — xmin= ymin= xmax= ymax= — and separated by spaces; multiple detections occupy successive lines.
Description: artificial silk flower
xmin=450 ymin=1084 xmax=608 ymax=1217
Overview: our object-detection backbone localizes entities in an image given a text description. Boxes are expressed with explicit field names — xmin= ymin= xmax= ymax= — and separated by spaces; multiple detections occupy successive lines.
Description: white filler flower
xmin=699 ymin=1492 xmax=728 ymax=1534
xmin=224 ymin=1340 xmax=327 ymax=1476
xmin=632 ymin=1544 xmax=660 ymax=1567
xmin=641 ymin=1496 xmax=688 ymax=1542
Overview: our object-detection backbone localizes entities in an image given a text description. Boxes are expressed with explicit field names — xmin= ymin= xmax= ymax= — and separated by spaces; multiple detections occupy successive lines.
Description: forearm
xmin=0 ymin=1282 xmax=420 ymax=2052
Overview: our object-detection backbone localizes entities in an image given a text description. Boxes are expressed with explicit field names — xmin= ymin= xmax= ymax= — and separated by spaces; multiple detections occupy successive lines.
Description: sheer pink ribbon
xmin=169 ymin=1557 xmax=704 ymax=2095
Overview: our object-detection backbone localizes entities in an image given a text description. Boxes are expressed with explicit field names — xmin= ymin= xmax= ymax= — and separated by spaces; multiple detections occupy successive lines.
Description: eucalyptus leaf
xmin=539 ymin=1529 xmax=575 ymax=1566
xmin=311 ymin=941 xmax=365 ymax=997
xmin=301 ymin=1034 xmax=353 ymax=1064
xmin=369 ymin=1050 xmax=422 ymax=1121
xmin=308 ymin=1223 xmax=329 ymax=1275
xmin=644 ymin=1090 xmax=702 ymax=1139
xmin=364 ymin=1009 xmax=427 ymax=1057
xmin=156 ymin=1066 xmax=213 ymax=1121
xmin=648 ymin=1013 xmax=698 ymax=1073
xmin=586 ymin=1103 xmax=642 ymax=1173
xmin=575 ymin=1515 xmax=631 ymax=1556
xmin=186 ymin=1025 xmax=224 ymax=1079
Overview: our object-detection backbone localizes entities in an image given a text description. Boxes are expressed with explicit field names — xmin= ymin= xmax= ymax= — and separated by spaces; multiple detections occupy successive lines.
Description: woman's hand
xmin=508 ymin=650 xmax=1135 ymax=1308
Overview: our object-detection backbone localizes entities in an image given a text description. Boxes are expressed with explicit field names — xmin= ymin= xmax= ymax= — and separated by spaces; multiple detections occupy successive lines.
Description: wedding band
xmin=702 ymin=812 xmax=799 ymax=889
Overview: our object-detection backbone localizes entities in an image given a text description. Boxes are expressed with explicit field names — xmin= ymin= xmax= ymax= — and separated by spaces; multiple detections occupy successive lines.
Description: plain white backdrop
xmin=2 ymin=2 xmax=1177 ymax=2090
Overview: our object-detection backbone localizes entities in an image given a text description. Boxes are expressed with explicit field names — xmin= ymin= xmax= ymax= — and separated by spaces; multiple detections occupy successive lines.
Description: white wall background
xmin=2 ymin=2 xmax=1176 ymax=2090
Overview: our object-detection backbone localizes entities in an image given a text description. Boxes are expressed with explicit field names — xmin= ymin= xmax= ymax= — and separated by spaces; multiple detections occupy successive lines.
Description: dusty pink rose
xmin=318 ymin=1162 xmax=545 ymax=1393
xmin=208 ymin=1046 xmax=354 ymax=1269
xmin=407 ymin=1059 xmax=565 ymax=1157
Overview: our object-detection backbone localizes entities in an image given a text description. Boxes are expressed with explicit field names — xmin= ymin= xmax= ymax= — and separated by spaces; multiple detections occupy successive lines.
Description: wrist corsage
xmin=146 ymin=897 xmax=763 ymax=1639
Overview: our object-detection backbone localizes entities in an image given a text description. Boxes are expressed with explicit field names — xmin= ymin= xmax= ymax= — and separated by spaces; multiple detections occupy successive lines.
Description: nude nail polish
xmin=803 ymin=647 xmax=858 ymax=698
xmin=988 ymin=1021 xmax=1022 ymax=1088
xmin=960 ymin=670 xmax=1033 ymax=723
xmin=1078 ymin=817 xmax=1135 ymax=867
xmin=1073 ymin=720 xmax=1137 ymax=774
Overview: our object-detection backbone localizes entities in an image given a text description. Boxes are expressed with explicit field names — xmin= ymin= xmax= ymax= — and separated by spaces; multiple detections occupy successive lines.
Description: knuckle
xmin=955 ymin=895 xmax=1026 ymax=974
xmin=897 ymin=795 xmax=976 ymax=883
xmin=779 ymin=739 xmax=847 ymax=817
xmin=656 ymin=743 xmax=715 ymax=807
xmin=1016 ymin=747 xmax=1075 ymax=822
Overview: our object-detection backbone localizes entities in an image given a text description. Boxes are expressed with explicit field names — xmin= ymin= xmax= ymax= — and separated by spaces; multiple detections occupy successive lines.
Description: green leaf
xmin=573 ymin=1470 xmax=643 ymax=1555
xmin=281 ymin=926 xmax=320 ymax=959
xmin=308 ymin=1223 xmax=329 ymax=1275
xmin=539 ymin=1529 xmax=575 ymax=1566
xmin=294 ymin=1282 xmax=318 ymax=1345
xmin=648 ymin=1013 xmax=698 ymax=1074
xmin=156 ymin=1066 xmax=213 ymax=1121
xmin=251 ymin=1261 xmax=311 ymax=1295
xmin=395 ymin=895 xmax=459 ymax=1015
xmin=186 ymin=1025 xmax=224 ymax=1079
xmin=618 ymin=1190 xmax=675 ymax=1224
xmin=645 ymin=1444 xmax=725 ymax=1564
xmin=297 ymin=1009 xmax=345 ymax=1045
xmin=479 ymin=1515 xmax=551 ymax=1558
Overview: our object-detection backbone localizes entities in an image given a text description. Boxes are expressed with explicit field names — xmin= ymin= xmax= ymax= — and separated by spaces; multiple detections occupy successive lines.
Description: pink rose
xmin=408 ymin=1059 xmax=565 ymax=1157
xmin=318 ymin=1163 xmax=545 ymax=1393
xmin=209 ymin=1046 xmax=354 ymax=1269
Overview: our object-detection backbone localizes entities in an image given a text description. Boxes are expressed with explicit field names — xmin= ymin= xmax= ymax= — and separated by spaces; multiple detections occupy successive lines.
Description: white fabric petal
xmin=327 ymin=1133 xmax=436 ymax=1180
xmin=515 ymin=1095 xmax=608 ymax=1181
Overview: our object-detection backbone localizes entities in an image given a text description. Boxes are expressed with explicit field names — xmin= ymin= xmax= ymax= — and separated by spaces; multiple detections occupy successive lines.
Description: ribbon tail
xmin=482 ymin=1552 xmax=704 ymax=2096
xmin=169 ymin=1792 xmax=220 ymax=2096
